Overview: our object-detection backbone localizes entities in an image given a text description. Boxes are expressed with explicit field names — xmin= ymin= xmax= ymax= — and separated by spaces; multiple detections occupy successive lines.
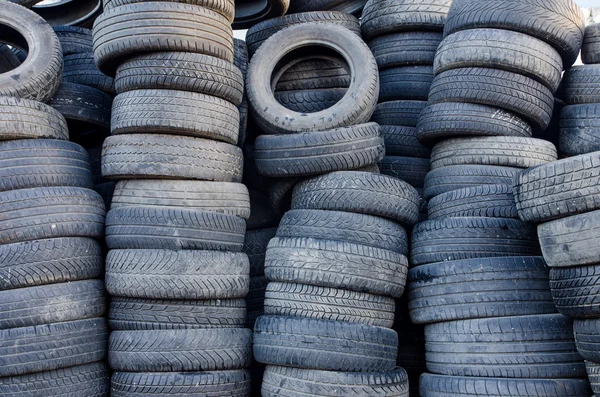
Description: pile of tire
xmin=513 ymin=21 xmax=600 ymax=397
xmin=91 ymin=0 xmax=255 ymax=394
xmin=11 ymin=0 xmax=102 ymax=28
xmin=0 ymin=2 xmax=109 ymax=395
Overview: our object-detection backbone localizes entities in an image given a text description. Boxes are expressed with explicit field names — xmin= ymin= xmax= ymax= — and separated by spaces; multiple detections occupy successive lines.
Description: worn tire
xmin=379 ymin=66 xmax=434 ymax=102
xmin=550 ymin=264 xmax=600 ymax=318
xmin=287 ymin=0 xmax=366 ymax=14
xmin=274 ymin=88 xmax=346 ymax=113
xmin=587 ymin=361 xmax=600 ymax=395
xmin=378 ymin=156 xmax=430 ymax=188
xmin=563 ymin=65 xmax=600 ymax=104
xmin=428 ymin=185 xmax=517 ymax=219
xmin=381 ymin=125 xmax=430 ymax=157
xmin=63 ymin=53 xmax=115 ymax=94
xmin=0 ymin=96 xmax=68 ymax=141
xmin=102 ymin=0 xmax=236 ymax=22
xmin=49 ymin=82 xmax=112 ymax=129
xmin=560 ymin=104 xmax=600 ymax=156
xmin=574 ymin=319 xmax=600 ymax=363
xmin=275 ymin=58 xmax=350 ymax=91
xmin=583 ymin=23 xmax=600 ymax=65
xmin=244 ymin=228 xmax=277 ymax=276
xmin=368 ymin=31 xmax=443 ymax=69
xmin=54 ymin=26 xmax=93 ymax=55
xmin=372 ymin=100 xmax=427 ymax=127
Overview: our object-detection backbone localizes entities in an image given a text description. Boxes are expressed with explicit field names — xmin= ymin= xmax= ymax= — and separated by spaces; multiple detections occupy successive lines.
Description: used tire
xmin=381 ymin=125 xmax=430 ymax=157
xmin=103 ymin=0 xmax=236 ymax=22
xmin=587 ymin=361 xmax=600 ymax=395
xmin=563 ymin=65 xmax=600 ymax=104
xmin=574 ymin=319 xmax=600 ymax=363
xmin=287 ymin=0 xmax=366 ymax=15
xmin=428 ymin=185 xmax=517 ymax=219
xmin=378 ymin=156 xmax=430 ymax=188
xmin=49 ymin=82 xmax=112 ymax=129
xmin=371 ymin=100 xmax=427 ymax=127
xmin=63 ymin=53 xmax=115 ymax=94
xmin=583 ymin=23 xmax=600 ymax=65
xmin=379 ymin=65 xmax=434 ymax=102
xmin=53 ymin=26 xmax=93 ymax=55
xmin=0 ymin=96 xmax=68 ymax=141
xmin=244 ymin=228 xmax=277 ymax=276
xmin=275 ymin=57 xmax=350 ymax=91
xmin=233 ymin=0 xmax=289 ymax=30
xmin=560 ymin=104 xmax=600 ymax=156
xmin=368 ymin=31 xmax=442 ymax=69
xmin=551 ymin=264 xmax=600 ymax=318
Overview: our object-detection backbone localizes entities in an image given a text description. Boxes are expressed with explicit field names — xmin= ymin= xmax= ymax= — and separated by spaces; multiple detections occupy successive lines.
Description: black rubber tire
xmin=372 ymin=100 xmax=427 ymax=127
xmin=423 ymin=165 xmax=521 ymax=200
xmin=108 ymin=328 xmax=252 ymax=372
xmin=538 ymin=209 xmax=600 ymax=268
xmin=361 ymin=0 xmax=452 ymax=40
xmin=560 ymin=104 xmax=600 ymax=156
xmin=246 ymin=11 xmax=360 ymax=56
xmin=54 ymin=26 xmax=93 ymax=55
xmin=114 ymin=52 xmax=244 ymax=105
xmin=111 ymin=370 xmax=251 ymax=396
xmin=430 ymin=137 xmax=557 ymax=170
xmin=583 ymin=23 xmax=600 ymax=65
xmin=105 ymin=249 xmax=249 ymax=299
xmin=574 ymin=319 xmax=600 ymax=363
xmin=0 ymin=362 xmax=110 ymax=397
xmin=111 ymin=180 xmax=250 ymax=219
xmin=407 ymin=256 xmax=554 ymax=324
xmin=514 ymin=152 xmax=600 ymax=223
xmin=253 ymin=316 xmax=398 ymax=372
xmin=381 ymin=125 xmax=431 ymax=157
xmin=63 ymin=53 xmax=115 ymax=94
xmin=247 ymin=275 xmax=268 ymax=327
xmin=277 ymin=209 xmax=408 ymax=254
xmin=587 ymin=361 xmax=600 ymax=395
xmin=368 ymin=31 xmax=443 ymax=69
xmin=0 ymin=318 xmax=108 ymax=377
xmin=32 ymin=0 xmax=101 ymax=28
xmin=411 ymin=217 xmax=541 ymax=266
xmin=265 ymin=237 xmax=409 ymax=298
xmin=103 ymin=0 xmax=235 ymax=22
xmin=0 ymin=2 xmax=63 ymax=102
xmin=0 ymin=139 xmax=93 ymax=192
xmin=237 ymin=97 xmax=248 ymax=148
xmin=291 ymin=171 xmax=421 ymax=226
xmin=247 ymin=24 xmax=378 ymax=134
xmin=262 ymin=366 xmax=409 ymax=396
xmin=419 ymin=373 xmax=592 ymax=397
xmin=111 ymin=89 xmax=239 ymax=144
xmin=416 ymin=102 xmax=533 ymax=147
xmin=0 ymin=96 xmax=68 ymax=141
xmin=248 ymin=189 xmax=281 ymax=230
xmin=109 ymin=297 xmax=247 ymax=330
xmin=429 ymin=68 xmax=555 ymax=131
xmin=444 ymin=0 xmax=585 ymax=67
xmin=287 ymin=0 xmax=367 ymax=14
xmin=0 ymin=187 xmax=105 ymax=245
xmin=425 ymin=314 xmax=584 ymax=378
xmin=105 ymin=206 xmax=245 ymax=251
xmin=435 ymin=28 xmax=563 ymax=92
xmin=274 ymin=88 xmax=346 ymax=113
xmin=244 ymin=228 xmax=277 ymax=276
xmin=49 ymin=82 xmax=112 ymax=129
xmin=264 ymin=282 xmax=396 ymax=327
xmin=0 ymin=280 xmax=106 ymax=329
xmin=233 ymin=0 xmax=289 ymax=30
xmin=378 ymin=156 xmax=430 ymax=188
xmin=0 ymin=44 xmax=22 ymax=73
xmin=563 ymin=65 xmax=600 ymax=104
xmin=254 ymin=123 xmax=385 ymax=177
xmin=275 ymin=57 xmax=350 ymax=91
xmin=550 ymin=264 xmax=600 ymax=318
xmin=428 ymin=185 xmax=517 ymax=219
xmin=379 ymin=66 xmax=434 ymax=102
xmin=233 ymin=38 xmax=248 ymax=79
xmin=101 ymin=134 xmax=243 ymax=182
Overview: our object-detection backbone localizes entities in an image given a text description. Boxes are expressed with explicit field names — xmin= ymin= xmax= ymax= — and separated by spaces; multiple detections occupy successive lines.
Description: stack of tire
xmin=513 ymin=22 xmax=600 ymax=397
xmin=0 ymin=2 xmax=109 ymax=395
xmin=361 ymin=0 xmax=452 ymax=192
xmin=287 ymin=0 xmax=367 ymax=15
xmin=91 ymin=0 xmax=254 ymax=394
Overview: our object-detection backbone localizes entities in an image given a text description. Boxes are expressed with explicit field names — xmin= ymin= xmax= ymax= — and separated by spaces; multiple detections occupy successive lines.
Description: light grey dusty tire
xmin=102 ymin=0 xmax=236 ymax=22
xmin=427 ymin=184 xmax=517 ymax=219
xmin=559 ymin=104 xmax=600 ymax=156
xmin=583 ymin=23 xmax=600 ymax=65
xmin=0 ymin=96 xmax=68 ymax=141
xmin=368 ymin=31 xmax=443 ymax=69
xmin=247 ymin=23 xmax=378 ymax=134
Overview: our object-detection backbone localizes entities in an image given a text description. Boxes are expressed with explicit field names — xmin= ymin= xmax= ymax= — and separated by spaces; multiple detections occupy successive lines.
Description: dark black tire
xmin=574 ymin=319 xmax=600 ymax=363
xmin=95 ymin=182 xmax=115 ymax=209
xmin=587 ymin=361 xmax=600 ymax=395
xmin=108 ymin=328 xmax=252 ymax=372
xmin=0 ymin=318 xmax=108 ymax=377
xmin=583 ymin=23 xmax=600 ymax=65
xmin=291 ymin=171 xmax=421 ymax=226
xmin=109 ymin=298 xmax=247 ymax=330
xmin=111 ymin=180 xmax=250 ymax=219
xmin=368 ymin=31 xmax=443 ymax=69
xmin=419 ymin=373 xmax=592 ymax=397
xmin=428 ymin=185 xmax=517 ymax=219
xmin=105 ymin=207 xmax=245 ymax=251
xmin=246 ymin=11 xmax=360 ymax=56
xmin=274 ymin=88 xmax=346 ymax=113
xmin=114 ymin=52 xmax=244 ymax=105
xmin=275 ymin=57 xmax=349 ymax=92
xmin=443 ymin=0 xmax=585 ymax=67
xmin=244 ymin=228 xmax=277 ymax=276
xmin=102 ymin=134 xmax=243 ymax=182
xmin=429 ymin=137 xmax=557 ymax=170
xmin=247 ymin=24 xmax=378 ymax=134
xmin=423 ymin=165 xmax=521 ymax=200
xmin=111 ymin=370 xmax=251 ymax=396
xmin=378 ymin=156 xmax=430 ymax=188
xmin=381 ymin=125 xmax=431 ymax=157
xmin=264 ymin=282 xmax=396 ymax=327
xmin=262 ymin=366 xmax=409 ymax=397
xmin=379 ymin=66 xmax=434 ymax=102
xmin=425 ymin=314 xmax=584 ymax=378
xmin=103 ymin=0 xmax=235 ymax=22
xmin=408 ymin=256 xmax=554 ymax=324
xmin=63 ymin=53 xmax=115 ymax=94
xmin=277 ymin=209 xmax=408 ymax=254
xmin=0 ymin=2 xmax=63 ymax=102
xmin=287 ymin=0 xmax=366 ymax=14
xmin=0 ymin=139 xmax=93 ymax=192
xmin=49 ymin=83 xmax=112 ymax=129
xmin=538 ymin=209 xmax=600 ymax=268
xmin=416 ymin=102 xmax=533 ymax=147
xmin=247 ymin=275 xmax=268 ymax=328
xmin=265 ymin=237 xmax=409 ymax=297
xmin=0 ymin=187 xmax=105 ymax=245
xmin=435 ymin=28 xmax=563 ymax=92
xmin=53 ymin=26 xmax=93 ymax=55
xmin=0 ymin=96 xmax=68 ymax=141
xmin=233 ymin=38 xmax=248 ymax=78
xmin=550 ymin=264 xmax=600 ymax=318
xmin=0 ymin=44 xmax=22 ymax=73
xmin=372 ymin=100 xmax=427 ymax=127
xmin=560 ymin=104 xmax=600 ymax=156
xmin=92 ymin=2 xmax=234 ymax=76
xmin=428 ymin=68 xmax=555 ymax=131
xmin=105 ymin=249 xmax=249 ymax=299
xmin=411 ymin=217 xmax=541 ymax=266
xmin=254 ymin=123 xmax=385 ymax=177
xmin=237 ymin=97 xmax=248 ymax=148
xmin=253 ymin=316 xmax=398 ymax=372
xmin=361 ymin=0 xmax=452 ymax=40
xmin=0 ymin=362 xmax=110 ymax=397
xmin=514 ymin=152 xmax=600 ymax=223
xmin=563 ymin=65 xmax=600 ymax=104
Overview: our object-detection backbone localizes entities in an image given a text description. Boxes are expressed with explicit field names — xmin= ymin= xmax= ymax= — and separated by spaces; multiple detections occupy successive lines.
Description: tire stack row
xmin=513 ymin=23 xmax=600 ymax=397
xmin=361 ymin=0 xmax=452 ymax=192
xmin=90 ymin=0 xmax=255 ymax=394
xmin=0 ymin=2 xmax=109 ymax=395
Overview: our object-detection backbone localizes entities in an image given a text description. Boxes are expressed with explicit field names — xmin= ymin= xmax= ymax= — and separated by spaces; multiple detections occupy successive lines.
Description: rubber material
xmin=378 ymin=156 xmax=430 ymax=188
xmin=583 ymin=23 xmax=600 ymax=65
xmin=0 ymin=96 xmax=68 ymax=141
xmin=551 ymin=264 xmax=600 ymax=318
xmin=368 ymin=31 xmax=442 ymax=69
xmin=559 ymin=104 xmax=600 ymax=156
xmin=49 ymin=82 xmax=112 ymax=129
xmin=428 ymin=184 xmax=517 ymax=219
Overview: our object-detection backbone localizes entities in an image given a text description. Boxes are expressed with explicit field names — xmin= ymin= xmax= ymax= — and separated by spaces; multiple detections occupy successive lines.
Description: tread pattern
xmin=379 ymin=65 xmax=434 ymax=101
xmin=63 ymin=53 xmax=115 ymax=94
xmin=559 ymin=104 xmax=600 ymax=156
xmin=551 ymin=264 xmax=600 ymax=318
xmin=103 ymin=0 xmax=236 ymax=22
xmin=586 ymin=361 xmax=600 ymax=395
xmin=574 ymin=319 xmax=600 ymax=363
xmin=49 ymin=82 xmax=112 ymax=129
xmin=0 ymin=96 xmax=68 ymax=141
xmin=563 ymin=65 xmax=600 ymax=104
xmin=368 ymin=31 xmax=442 ymax=69
xmin=380 ymin=125 xmax=431 ymax=157
xmin=428 ymin=184 xmax=518 ymax=219
xmin=583 ymin=23 xmax=600 ymax=64
xmin=244 ymin=228 xmax=277 ymax=276
xmin=274 ymin=88 xmax=346 ymax=113
xmin=54 ymin=26 xmax=93 ymax=55
xmin=378 ymin=156 xmax=430 ymax=188
xmin=275 ymin=58 xmax=350 ymax=91
xmin=372 ymin=100 xmax=427 ymax=127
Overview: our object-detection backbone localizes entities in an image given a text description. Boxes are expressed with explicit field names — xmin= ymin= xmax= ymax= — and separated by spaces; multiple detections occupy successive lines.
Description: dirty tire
xmin=102 ymin=0 xmax=236 ymax=22
xmin=428 ymin=185 xmax=517 ymax=219
xmin=574 ymin=319 xmax=600 ymax=363
xmin=381 ymin=125 xmax=430 ymax=157
xmin=274 ymin=88 xmax=346 ymax=113
xmin=559 ymin=104 xmax=600 ymax=156
xmin=244 ymin=228 xmax=277 ymax=276
xmin=371 ymin=100 xmax=427 ymax=127
xmin=587 ymin=361 xmax=600 ymax=395
xmin=0 ymin=96 xmax=68 ymax=141
xmin=368 ymin=31 xmax=443 ymax=69
xmin=378 ymin=156 xmax=430 ymax=188
xmin=287 ymin=0 xmax=366 ymax=14
xmin=63 ymin=53 xmax=115 ymax=94
xmin=54 ymin=26 xmax=93 ymax=55
xmin=550 ymin=264 xmax=600 ymax=318
xmin=583 ymin=23 xmax=600 ymax=65
xmin=0 ymin=44 xmax=21 ymax=73
xmin=379 ymin=66 xmax=434 ymax=101
xmin=275 ymin=58 xmax=350 ymax=91
xmin=562 ymin=65 xmax=600 ymax=104
xmin=49 ymin=83 xmax=112 ymax=129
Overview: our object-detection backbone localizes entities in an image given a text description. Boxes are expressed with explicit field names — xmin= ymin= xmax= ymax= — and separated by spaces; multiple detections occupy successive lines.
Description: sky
xmin=576 ymin=0 xmax=599 ymax=6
